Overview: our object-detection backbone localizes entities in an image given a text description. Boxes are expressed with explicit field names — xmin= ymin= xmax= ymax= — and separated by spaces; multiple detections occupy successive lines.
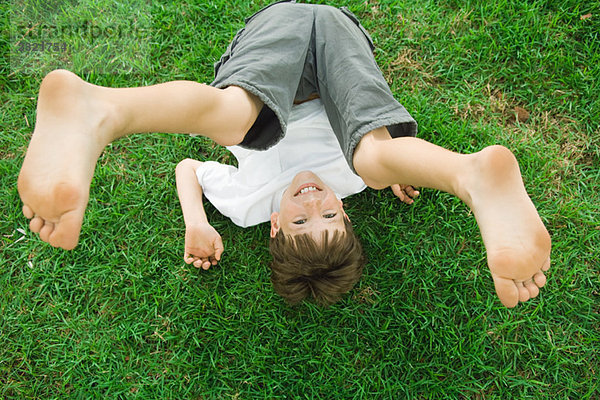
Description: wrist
xmin=186 ymin=219 xmax=210 ymax=228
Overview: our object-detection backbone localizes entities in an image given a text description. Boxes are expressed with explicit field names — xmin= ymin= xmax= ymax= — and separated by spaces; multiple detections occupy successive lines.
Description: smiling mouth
xmin=294 ymin=183 xmax=322 ymax=196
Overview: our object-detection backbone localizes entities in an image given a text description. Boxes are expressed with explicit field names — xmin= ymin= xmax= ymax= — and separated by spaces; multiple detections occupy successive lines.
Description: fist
xmin=184 ymin=223 xmax=224 ymax=270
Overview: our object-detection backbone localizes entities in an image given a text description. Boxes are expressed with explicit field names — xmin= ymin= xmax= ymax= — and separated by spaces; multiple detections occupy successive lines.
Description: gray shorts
xmin=211 ymin=0 xmax=418 ymax=172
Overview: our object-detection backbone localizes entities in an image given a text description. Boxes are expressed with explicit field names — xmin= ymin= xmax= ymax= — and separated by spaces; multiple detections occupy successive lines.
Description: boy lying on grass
xmin=17 ymin=1 xmax=551 ymax=307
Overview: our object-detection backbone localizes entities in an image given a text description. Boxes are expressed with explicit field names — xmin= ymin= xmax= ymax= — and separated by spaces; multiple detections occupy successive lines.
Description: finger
xmin=395 ymin=185 xmax=416 ymax=204
xmin=401 ymin=189 xmax=414 ymax=204
xmin=194 ymin=258 xmax=210 ymax=270
xmin=184 ymin=251 xmax=195 ymax=264
xmin=391 ymin=184 xmax=405 ymax=201
xmin=214 ymin=238 xmax=224 ymax=261
xmin=404 ymin=185 xmax=420 ymax=198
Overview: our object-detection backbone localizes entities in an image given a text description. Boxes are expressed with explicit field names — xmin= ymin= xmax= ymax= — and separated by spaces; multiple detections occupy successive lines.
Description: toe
xmin=542 ymin=257 xmax=551 ymax=271
xmin=30 ymin=217 xmax=44 ymax=233
xmin=23 ymin=205 xmax=34 ymax=219
xmin=517 ymin=281 xmax=530 ymax=302
xmin=48 ymin=209 xmax=83 ymax=250
xmin=492 ymin=274 xmax=519 ymax=308
xmin=533 ymin=271 xmax=547 ymax=288
xmin=39 ymin=222 xmax=55 ymax=243
xmin=524 ymin=280 xmax=540 ymax=298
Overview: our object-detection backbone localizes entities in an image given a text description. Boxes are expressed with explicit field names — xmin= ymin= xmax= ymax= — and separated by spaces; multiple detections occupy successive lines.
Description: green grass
xmin=1 ymin=0 xmax=599 ymax=398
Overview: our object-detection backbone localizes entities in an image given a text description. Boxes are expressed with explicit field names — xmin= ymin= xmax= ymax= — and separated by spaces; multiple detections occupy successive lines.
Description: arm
xmin=175 ymin=158 xmax=224 ymax=270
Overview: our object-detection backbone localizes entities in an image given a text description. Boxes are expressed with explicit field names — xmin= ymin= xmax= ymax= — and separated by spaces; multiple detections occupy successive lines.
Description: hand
xmin=183 ymin=223 xmax=224 ymax=270
xmin=391 ymin=184 xmax=419 ymax=204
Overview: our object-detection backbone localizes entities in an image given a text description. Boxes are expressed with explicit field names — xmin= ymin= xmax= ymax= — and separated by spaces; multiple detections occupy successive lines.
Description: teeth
xmin=299 ymin=186 xmax=318 ymax=194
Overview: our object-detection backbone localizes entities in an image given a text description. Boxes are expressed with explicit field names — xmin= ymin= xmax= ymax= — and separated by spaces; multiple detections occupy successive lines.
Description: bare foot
xmin=17 ymin=69 xmax=117 ymax=250
xmin=465 ymin=145 xmax=551 ymax=307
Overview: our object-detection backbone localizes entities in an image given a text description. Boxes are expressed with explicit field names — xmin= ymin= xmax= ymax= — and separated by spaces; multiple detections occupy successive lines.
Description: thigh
xmin=311 ymin=6 xmax=418 ymax=173
xmin=211 ymin=2 xmax=314 ymax=151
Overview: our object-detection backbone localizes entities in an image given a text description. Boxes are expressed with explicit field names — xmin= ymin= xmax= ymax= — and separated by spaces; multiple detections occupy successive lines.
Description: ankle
xmin=92 ymin=97 xmax=124 ymax=144
xmin=453 ymin=155 xmax=476 ymax=206
xmin=77 ymin=83 xmax=127 ymax=144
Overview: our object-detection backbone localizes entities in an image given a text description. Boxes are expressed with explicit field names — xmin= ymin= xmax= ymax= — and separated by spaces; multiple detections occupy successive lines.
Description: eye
xmin=293 ymin=219 xmax=306 ymax=225
xmin=323 ymin=213 xmax=337 ymax=219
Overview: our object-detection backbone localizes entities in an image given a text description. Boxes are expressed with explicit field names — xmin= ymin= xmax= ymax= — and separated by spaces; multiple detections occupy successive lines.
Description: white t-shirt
xmin=195 ymin=99 xmax=367 ymax=227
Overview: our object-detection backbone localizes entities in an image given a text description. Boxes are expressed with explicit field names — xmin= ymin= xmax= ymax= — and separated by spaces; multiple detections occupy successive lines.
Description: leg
xmin=18 ymin=69 xmax=262 ymax=250
xmin=354 ymin=128 xmax=551 ymax=308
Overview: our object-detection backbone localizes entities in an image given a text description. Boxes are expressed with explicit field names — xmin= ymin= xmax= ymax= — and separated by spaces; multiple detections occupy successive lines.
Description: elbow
xmin=176 ymin=158 xmax=200 ymax=174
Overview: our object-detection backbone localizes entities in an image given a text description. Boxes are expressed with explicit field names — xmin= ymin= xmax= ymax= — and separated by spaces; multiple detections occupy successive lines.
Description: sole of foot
xmin=467 ymin=145 xmax=551 ymax=308
xmin=18 ymin=69 xmax=115 ymax=250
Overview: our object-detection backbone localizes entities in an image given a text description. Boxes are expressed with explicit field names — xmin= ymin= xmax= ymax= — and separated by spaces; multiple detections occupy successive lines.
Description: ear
xmin=270 ymin=212 xmax=280 ymax=238
xmin=339 ymin=200 xmax=350 ymax=222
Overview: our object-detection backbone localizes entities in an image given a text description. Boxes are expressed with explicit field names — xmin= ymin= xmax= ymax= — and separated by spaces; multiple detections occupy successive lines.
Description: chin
xmin=294 ymin=170 xmax=319 ymax=180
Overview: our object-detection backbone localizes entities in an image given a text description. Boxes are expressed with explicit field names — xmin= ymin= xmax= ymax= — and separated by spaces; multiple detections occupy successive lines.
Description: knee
xmin=353 ymin=134 xmax=388 ymax=190
xmin=211 ymin=86 xmax=262 ymax=147
xmin=212 ymin=128 xmax=247 ymax=147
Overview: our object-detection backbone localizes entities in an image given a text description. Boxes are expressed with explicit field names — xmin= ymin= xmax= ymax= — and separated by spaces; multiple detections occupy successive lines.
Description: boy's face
xmin=270 ymin=171 xmax=348 ymax=240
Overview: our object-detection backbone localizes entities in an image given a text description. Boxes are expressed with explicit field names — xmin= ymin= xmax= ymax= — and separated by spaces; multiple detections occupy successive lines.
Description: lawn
xmin=1 ymin=0 xmax=599 ymax=398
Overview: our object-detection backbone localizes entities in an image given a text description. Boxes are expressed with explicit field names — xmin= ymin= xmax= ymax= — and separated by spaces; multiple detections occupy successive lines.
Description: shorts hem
xmin=347 ymin=115 xmax=418 ymax=174
xmin=212 ymin=79 xmax=287 ymax=150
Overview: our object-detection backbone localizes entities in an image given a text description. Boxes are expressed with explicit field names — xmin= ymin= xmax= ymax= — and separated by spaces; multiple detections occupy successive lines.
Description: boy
xmin=17 ymin=1 xmax=551 ymax=308
xmin=176 ymin=98 xmax=378 ymax=305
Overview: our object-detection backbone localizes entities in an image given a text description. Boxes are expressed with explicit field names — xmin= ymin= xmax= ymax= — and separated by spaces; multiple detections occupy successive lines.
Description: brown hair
xmin=269 ymin=218 xmax=365 ymax=306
